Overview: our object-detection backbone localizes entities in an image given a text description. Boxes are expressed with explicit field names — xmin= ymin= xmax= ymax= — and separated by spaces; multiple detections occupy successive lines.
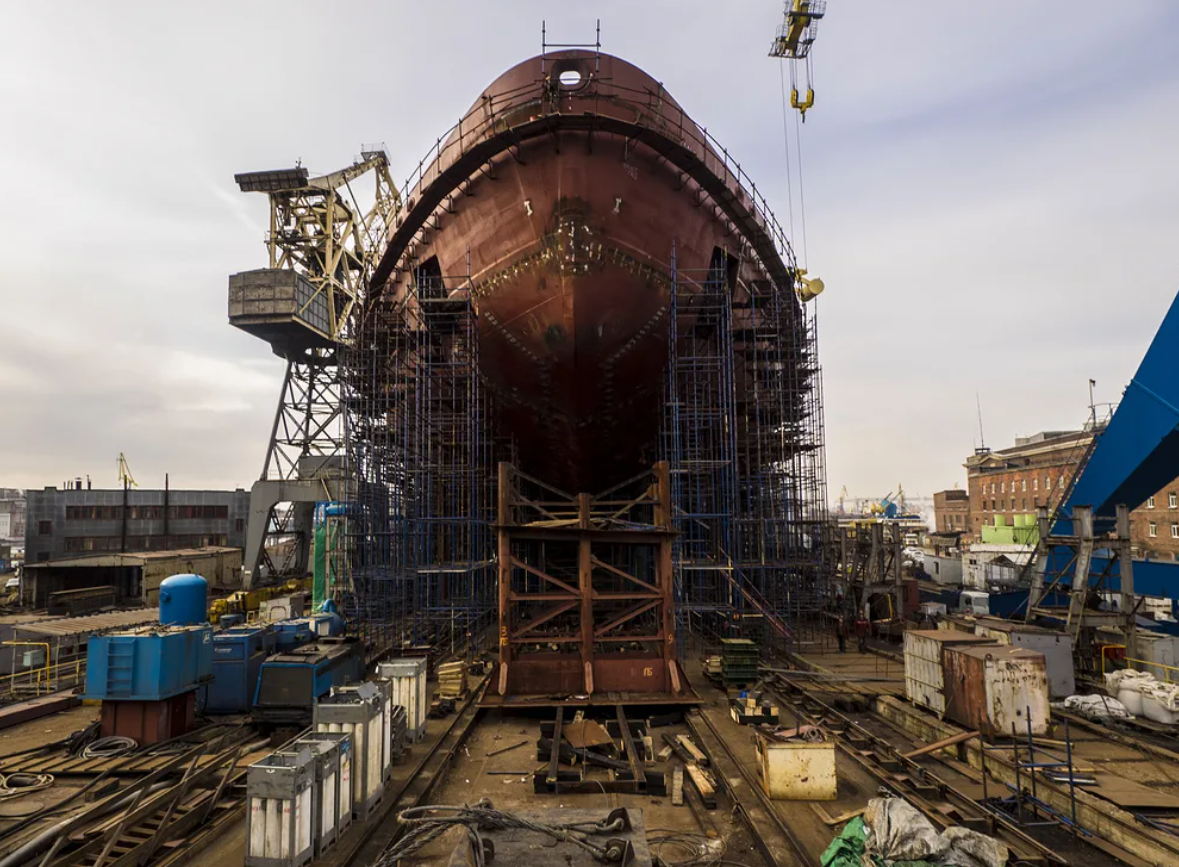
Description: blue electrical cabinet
xmin=207 ymin=625 xmax=276 ymax=713
xmin=84 ymin=624 xmax=213 ymax=701
xmin=273 ymin=619 xmax=314 ymax=653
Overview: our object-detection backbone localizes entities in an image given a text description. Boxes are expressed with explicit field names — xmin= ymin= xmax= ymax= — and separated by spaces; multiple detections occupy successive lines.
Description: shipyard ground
xmin=6 ymin=640 xmax=1179 ymax=867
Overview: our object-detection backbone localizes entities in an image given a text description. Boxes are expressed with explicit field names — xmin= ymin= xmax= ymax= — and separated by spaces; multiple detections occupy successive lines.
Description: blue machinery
xmin=1026 ymin=290 xmax=1179 ymax=655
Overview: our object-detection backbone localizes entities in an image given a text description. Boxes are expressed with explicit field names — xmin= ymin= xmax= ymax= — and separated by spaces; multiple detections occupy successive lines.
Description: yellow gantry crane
xmin=228 ymin=148 xmax=400 ymax=585
xmin=769 ymin=0 xmax=827 ymax=120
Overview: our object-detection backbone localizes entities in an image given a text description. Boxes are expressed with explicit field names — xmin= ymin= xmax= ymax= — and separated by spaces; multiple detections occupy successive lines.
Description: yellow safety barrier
xmin=0 ymin=653 xmax=86 ymax=698
xmin=1100 ymin=647 xmax=1179 ymax=684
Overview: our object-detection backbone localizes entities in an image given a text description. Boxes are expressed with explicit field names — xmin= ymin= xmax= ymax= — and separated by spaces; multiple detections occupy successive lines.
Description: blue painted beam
xmin=1066 ymin=291 xmax=1179 ymax=522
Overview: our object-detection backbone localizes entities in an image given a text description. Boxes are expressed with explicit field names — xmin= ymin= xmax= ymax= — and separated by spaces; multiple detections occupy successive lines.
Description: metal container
xmin=84 ymin=624 xmax=213 ymax=701
xmin=314 ymin=682 xmax=386 ymax=820
xmin=159 ymin=574 xmax=209 ymax=626
xmin=1137 ymin=633 xmax=1179 ymax=679
xmin=100 ymin=692 xmax=195 ymax=745
xmin=297 ymin=732 xmax=353 ymax=837
xmin=291 ymin=737 xmax=341 ymax=856
xmin=973 ymin=619 xmax=1075 ymax=698
xmin=942 ymin=644 xmax=1050 ymax=737
xmin=370 ymin=677 xmax=395 ymax=780
xmin=261 ymin=594 xmax=306 ymax=622
xmin=755 ymin=733 xmax=836 ymax=800
xmin=208 ymin=625 xmax=276 ymax=713
xmin=272 ymin=620 xmax=313 ymax=653
xmin=903 ymin=629 xmax=995 ymax=716
xmin=246 ymin=747 xmax=315 ymax=867
xmin=377 ymin=657 xmax=429 ymax=742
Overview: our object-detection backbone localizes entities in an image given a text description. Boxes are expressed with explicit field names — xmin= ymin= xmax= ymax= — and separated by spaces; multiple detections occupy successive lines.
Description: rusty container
xmin=903 ymin=629 xmax=995 ymax=716
xmin=942 ymin=644 xmax=1050 ymax=737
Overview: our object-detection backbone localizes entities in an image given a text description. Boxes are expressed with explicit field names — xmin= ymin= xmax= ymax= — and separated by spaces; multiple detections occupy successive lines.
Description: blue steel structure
xmin=1063 ymin=292 xmax=1179 ymax=528
xmin=660 ymin=242 xmax=828 ymax=655
xmin=1027 ymin=290 xmax=1179 ymax=631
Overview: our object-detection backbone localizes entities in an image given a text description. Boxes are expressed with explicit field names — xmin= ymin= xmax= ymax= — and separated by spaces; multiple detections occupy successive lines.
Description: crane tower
xmin=228 ymin=149 xmax=399 ymax=587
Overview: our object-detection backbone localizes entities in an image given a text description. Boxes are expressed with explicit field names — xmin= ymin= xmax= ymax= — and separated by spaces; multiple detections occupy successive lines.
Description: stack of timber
xmin=437 ymin=661 xmax=467 ymax=700
xmin=730 ymin=690 xmax=780 ymax=725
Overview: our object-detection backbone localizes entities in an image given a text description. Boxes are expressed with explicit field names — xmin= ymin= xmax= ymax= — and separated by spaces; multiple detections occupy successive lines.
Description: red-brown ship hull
xmin=375 ymin=51 xmax=792 ymax=489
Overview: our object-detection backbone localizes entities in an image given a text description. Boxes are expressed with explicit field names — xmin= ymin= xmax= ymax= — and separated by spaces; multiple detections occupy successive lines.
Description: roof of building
xmin=15 ymin=608 xmax=159 ymax=637
xmin=24 ymin=547 xmax=242 ymax=570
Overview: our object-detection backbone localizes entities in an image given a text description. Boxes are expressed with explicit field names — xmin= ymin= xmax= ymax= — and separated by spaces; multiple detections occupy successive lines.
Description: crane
xmin=117 ymin=453 xmax=137 ymax=489
xmin=769 ymin=0 xmax=827 ymax=120
xmin=229 ymin=148 xmax=400 ymax=586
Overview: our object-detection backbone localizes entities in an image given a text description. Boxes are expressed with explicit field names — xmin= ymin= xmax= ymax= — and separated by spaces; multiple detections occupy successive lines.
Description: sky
xmin=1 ymin=1 xmax=1177 ymax=501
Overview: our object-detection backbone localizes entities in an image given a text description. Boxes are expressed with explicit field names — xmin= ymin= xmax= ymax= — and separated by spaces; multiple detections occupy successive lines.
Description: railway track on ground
xmin=765 ymin=673 xmax=1071 ymax=867
xmin=684 ymin=707 xmax=813 ymax=867
xmin=767 ymin=673 xmax=1171 ymax=867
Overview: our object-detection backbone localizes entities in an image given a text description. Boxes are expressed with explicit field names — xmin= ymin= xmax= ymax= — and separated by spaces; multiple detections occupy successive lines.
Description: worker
xmin=836 ymin=614 xmax=847 ymax=653
xmin=855 ymin=617 xmax=869 ymax=654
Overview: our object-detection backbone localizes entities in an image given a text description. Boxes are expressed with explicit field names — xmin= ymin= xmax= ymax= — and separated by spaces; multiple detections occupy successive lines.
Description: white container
xmin=291 ymin=737 xmax=340 ymax=856
xmin=377 ymin=657 xmax=429 ymax=742
xmin=246 ymin=747 xmax=315 ymax=867
xmin=903 ymin=629 xmax=995 ymax=716
xmin=299 ymin=732 xmax=352 ymax=836
xmin=1137 ymin=633 xmax=1179 ymax=679
xmin=314 ymin=683 xmax=387 ymax=820
xmin=261 ymin=594 xmax=306 ymax=622
xmin=370 ymin=677 xmax=395 ymax=781
xmin=755 ymin=733 xmax=836 ymax=800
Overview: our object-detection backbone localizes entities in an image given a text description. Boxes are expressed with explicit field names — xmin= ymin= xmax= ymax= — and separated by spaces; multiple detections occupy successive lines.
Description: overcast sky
xmin=1 ymin=1 xmax=1177 ymax=501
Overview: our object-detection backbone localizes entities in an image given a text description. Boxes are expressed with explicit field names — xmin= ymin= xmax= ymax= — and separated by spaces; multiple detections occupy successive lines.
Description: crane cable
xmin=778 ymin=60 xmax=811 ymax=270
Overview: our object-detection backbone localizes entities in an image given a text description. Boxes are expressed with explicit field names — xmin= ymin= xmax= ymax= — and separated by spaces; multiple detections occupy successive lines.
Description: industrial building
xmin=24 ymin=485 xmax=250 ymax=563
xmin=19 ymin=546 xmax=243 ymax=608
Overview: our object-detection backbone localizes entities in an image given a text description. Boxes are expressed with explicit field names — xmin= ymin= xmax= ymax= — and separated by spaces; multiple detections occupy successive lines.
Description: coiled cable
xmin=0 ymin=773 xmax=54 ymax=800
xmin=81 ymin=736 xmax=138 ymax=759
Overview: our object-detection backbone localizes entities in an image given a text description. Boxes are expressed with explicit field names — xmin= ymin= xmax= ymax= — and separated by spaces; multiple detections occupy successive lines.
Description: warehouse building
xmin=24 ymin=485 xmax=250 ymax=563
xmin=20 ymin=546 xmax=243 ymax=608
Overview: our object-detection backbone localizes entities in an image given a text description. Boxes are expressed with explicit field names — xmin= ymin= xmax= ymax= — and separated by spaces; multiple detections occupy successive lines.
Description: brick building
xmin=963 ymin=430 xmax=1092 ymax=540
xmin=25 ymin=485 xmax=250 ymax=563
xmin=961 ymin=429 xmax=1179 ymax=559
xmin=932 ymin=489 xmax=970 ymax=534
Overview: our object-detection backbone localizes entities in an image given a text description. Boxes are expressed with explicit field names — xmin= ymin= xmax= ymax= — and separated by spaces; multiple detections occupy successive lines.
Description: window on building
xmin=1001 ymin=500 xmax=1006 ymax=510
xmin=991 ymin=500 xmax=996 ymax=510
xmin=955 ymin=514 xmax=962 ymax=525
xmin=1044 ymin=476 xmax=1050 ymax=491
xmin=1171 ymin=523 xmax=1178 ymax=539
xmin=234 ymin=518 xmax=244 ymax=533
xmin=990 ymin=482 xmax=995 ymax=494
xmin=1033 ymin=479 xmax=1038 ymax=492
xmin=1000 ymin=481 xmax=1005 ymax=493
xmin=1149 ymin=496 xmax=1156 ymax=508
xmin=1022 ymin=498 xmax=1027 ymax=511
xmin=1171 ymin=493 xmax=1177 ymax=509
xmin=1150 ymin=522 xmax=1158 ymax=537
xmin=38 ymin=520 xmax=52 ymax=535
xmin=1021 ymin=479 xmax=1027 ymax=492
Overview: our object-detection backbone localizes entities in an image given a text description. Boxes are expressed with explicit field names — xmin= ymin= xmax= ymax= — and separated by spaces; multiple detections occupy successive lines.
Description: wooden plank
xmin=615 ymin=705 xmax=646 ymax=789
xmin=671 ymin=762 xmax=685 ymax=806
xmin=546 ymin=707 xmax=563 ymax=785
xmin=901 ymin=730 xmax=980 ymax=759
xmin=676 ymin=734 xmax=708 ymax=767
xmin=684 ymin=763 xmax=716 ymax=809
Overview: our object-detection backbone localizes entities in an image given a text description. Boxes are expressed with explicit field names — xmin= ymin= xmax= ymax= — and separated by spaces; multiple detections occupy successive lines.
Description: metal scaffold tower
xmin=662 ymin=243 xmax=829 ymax=657
xmin=229 ymin=150 xmax=398 ymax=586
xmin=338 ymin=267 xmax=497 ymax=657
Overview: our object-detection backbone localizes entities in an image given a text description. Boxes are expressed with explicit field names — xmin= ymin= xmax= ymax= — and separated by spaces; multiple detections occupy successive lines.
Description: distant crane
xmin=117 ymin=453 xmax=137 ymax=489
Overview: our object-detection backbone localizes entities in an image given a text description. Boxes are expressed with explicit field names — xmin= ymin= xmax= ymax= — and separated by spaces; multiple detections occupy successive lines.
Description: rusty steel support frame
xmin=495 ymin=462 xmax=681 ymax=698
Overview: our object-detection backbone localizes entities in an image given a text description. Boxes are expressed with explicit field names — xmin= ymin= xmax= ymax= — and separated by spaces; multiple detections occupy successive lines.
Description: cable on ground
xmin=81 ymin=736 xmax=138 ymax=759
xmin=373 ymin=800 xmax=630 ymax=866
xmin=0 ymin=773 xmax=54 ymax=800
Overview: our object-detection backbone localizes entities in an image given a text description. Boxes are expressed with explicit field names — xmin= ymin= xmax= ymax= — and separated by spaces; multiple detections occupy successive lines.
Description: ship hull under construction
xmin=372 ymin=50 xmax=799 ymax=491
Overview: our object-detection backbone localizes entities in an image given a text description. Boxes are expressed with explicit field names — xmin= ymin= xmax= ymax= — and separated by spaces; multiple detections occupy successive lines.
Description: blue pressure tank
xmin=159 ymin=574 xmax=208 ymax=626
